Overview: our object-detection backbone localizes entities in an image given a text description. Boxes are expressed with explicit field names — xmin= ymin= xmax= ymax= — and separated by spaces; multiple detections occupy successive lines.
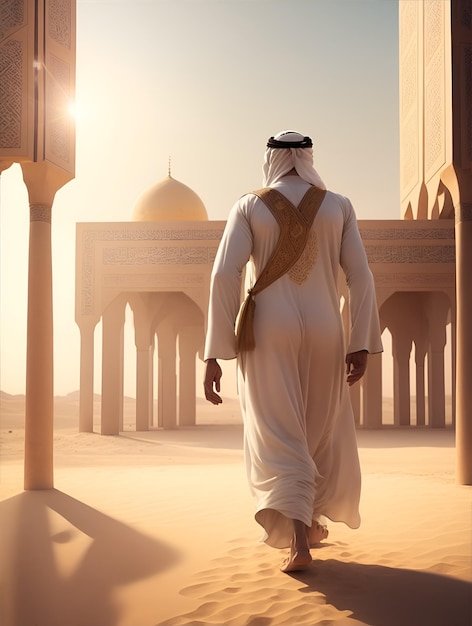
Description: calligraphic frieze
xmin=0 ymin=39 xmax=23 ymax=149
xmin=79 ymin=225 xmax=223 ymax=316
xmin=102 ymin=246 xmax=217 ymax=265
xmin=0 ymin=0 xmax=25 ymax=38
xmin=103 ymin=273 xmax=204 ymax=288
xmin=374 ymin=272 xmax=454 ymax=288
xmin=48 ymin=0 xmax=71 ymax=49
xmin=359 ymin=227 xmax=454 ymax=240
xmin=365 ymin=244 xmax=455 ymax=264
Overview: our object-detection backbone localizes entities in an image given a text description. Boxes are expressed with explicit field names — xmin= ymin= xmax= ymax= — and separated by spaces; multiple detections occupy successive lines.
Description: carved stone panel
xmin=460 ymin=43 xmax=472 ymax=168
xmin=424 ymin=0 xmax=447 ymax=181
xmin=76 ymin=223 xmax=225 ymax=319
xmin=399 ymin=1 xmax=421 ymax=202
xmin=0 ymin=0 xmax=35 ymax=160
xmin=44 ymin=0 xmax=75 ymax=174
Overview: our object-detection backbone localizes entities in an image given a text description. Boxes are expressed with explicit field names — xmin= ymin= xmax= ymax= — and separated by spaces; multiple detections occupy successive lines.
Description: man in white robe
xmin=204 ymin=131 xmax=383 ymax=572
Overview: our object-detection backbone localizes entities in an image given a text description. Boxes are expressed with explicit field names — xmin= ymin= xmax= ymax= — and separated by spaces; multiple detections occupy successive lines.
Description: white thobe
xmin=204 ymin=176 xmax=383 ymax=548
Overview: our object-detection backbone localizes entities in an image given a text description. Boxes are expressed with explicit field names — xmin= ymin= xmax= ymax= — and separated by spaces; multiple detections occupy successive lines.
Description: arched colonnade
xmin=76 ymin=219 xmax=456 ymax=433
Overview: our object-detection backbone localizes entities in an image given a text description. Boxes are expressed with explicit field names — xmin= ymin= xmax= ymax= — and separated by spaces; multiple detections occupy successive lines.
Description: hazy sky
xmin=0 ymin=0 xmax=399 ymax=396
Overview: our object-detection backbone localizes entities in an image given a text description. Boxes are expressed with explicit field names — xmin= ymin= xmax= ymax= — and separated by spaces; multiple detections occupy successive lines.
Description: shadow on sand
xmin=289 ymin=558 xmax=471 ymax=626
xmin=0 ymin=489 xmax=179 ymax=626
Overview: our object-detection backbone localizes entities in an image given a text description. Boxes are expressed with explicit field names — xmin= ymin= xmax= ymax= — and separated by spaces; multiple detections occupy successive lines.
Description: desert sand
xmin=0 ymin=392 xmax=471 ymax=626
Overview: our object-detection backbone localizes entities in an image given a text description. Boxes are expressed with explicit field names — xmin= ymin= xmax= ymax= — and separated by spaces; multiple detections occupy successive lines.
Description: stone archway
xmin=129 ymin=291 xmax=205 ymax=431
xmin=380 ymin=291 xmax=453 ymax=427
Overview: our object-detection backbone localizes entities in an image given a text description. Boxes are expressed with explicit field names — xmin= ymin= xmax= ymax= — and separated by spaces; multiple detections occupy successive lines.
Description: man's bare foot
xmin=308 ymin=520 xmax=329 ymax=546
xmin=280 ymin=540 xmax=312 ymax=573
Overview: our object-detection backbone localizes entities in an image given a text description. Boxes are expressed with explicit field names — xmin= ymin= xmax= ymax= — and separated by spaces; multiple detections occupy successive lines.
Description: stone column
xmin=178 ymin=327 xmax=199 ymax=427
xmin=456 ymin=203 xmax=472 ymax=483
xmin=393 ymin=333 xmax=411 ymax=427
xmin=130 ymin=295 xmax=155 ymax=431
xmin=451 ymin=1 xmax=472 ymax=483
xmin=21 ymin=161 xmax=70 ymax=489
xmin=136 ymin=347 xmax=153 ymax=431
xmin=414 ymin=348 xmax=426 ymax=426
xmin=428 ymin=345 xmax=446 ymax=428
xmin=78 ymin=320 xmax=96 ymax=433
xmin=363 ymin=352 xmax=383 ymax=428
xmin=450 ymin=306 xmax=456 ymax=428
xmin=157 ymin=321 xmax=177 ymax=430
xmin=101 ymin=297 xmax=126 ymax=435
xmin=23 ymin=203 xmax=54 ymax=489
xmin=427 ymin=293 xmax=449 ymax=428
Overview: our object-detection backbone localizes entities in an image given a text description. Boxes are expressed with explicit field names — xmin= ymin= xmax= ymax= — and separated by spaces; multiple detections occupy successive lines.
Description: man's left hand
xmin=204 ymin=358 xmax=223 ymax=404
xmin=345 ymin=350 xmax=368 ymax=386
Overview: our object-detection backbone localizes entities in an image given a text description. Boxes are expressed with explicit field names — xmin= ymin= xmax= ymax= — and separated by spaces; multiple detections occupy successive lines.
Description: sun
xmin=67 ymin=100 xmax=79 ymax=120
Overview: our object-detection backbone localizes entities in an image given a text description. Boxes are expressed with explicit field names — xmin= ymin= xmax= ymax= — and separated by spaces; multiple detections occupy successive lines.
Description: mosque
xmin=1 ymin=0 xmax=471 ymax=489
xmin=75 ymin=169 xmax=455 ymax=434
xmin=75 ymin=171 xmax=223 ymax=434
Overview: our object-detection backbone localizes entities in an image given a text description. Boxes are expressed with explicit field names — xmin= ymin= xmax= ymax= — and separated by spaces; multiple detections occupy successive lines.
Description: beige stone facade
xmin=399 ymin=1 xmax=472 ymax=482
xmin=75 ymin=212 xmax=455 ymax=434
xmin=75 ymin=216 xmax=223 ymax=434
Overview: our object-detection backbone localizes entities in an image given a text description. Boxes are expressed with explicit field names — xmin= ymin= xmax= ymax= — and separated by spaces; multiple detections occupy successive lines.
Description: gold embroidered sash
xmin=235 ymin=186 xmax=327 ymax=353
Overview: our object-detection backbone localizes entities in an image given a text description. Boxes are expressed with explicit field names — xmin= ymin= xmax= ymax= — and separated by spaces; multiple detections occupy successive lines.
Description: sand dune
xmin=0 ymin=394 xmax=470 ymax=626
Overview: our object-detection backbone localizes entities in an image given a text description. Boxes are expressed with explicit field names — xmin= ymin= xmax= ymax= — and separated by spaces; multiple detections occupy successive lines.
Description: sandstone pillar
xmin=78 ymin=320 xmax=96 ymax=433
xmin=428 ymin=346 xmax=446 ymax=428
xmin=363 ymin=352 xmax=383 ymax=428
xmin=393 ymin=333 xmax=411 ymax=427
xmin=157 ymin=321 xmax=177 ymax=430
xmin=178 ymin=327 xmax=199 ymax=427
xmin=136 ymin=347 xmax=153 ymax=431
xmin=129 ymin=294 xmax=155 ymax=431
xmin=415 ymin=349 xmax=426 ymax=426
xmin=456 ymin=204 xmax=472 ymax=483
xmin=101 ymin=297 xmax=126 ymax=435
xmin=21 ymin=161 xmax=70 ymax=489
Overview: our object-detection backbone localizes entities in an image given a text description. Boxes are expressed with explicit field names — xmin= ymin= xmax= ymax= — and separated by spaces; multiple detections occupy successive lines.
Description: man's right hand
xmin=204 ymin=358 xmax=223 ymax=405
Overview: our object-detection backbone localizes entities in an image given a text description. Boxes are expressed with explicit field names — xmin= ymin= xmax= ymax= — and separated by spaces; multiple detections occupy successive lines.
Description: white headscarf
xmin=262 ymin=130 xmax=326 ymax=189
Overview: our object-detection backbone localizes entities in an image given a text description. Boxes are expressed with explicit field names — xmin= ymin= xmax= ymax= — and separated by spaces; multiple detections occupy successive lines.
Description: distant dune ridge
xmin=0 ymin=392 xmax=470 ymax=626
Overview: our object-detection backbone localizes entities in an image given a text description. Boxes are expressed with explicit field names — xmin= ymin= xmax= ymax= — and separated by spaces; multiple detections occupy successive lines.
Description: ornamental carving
xmin=460 ymin=0 xmax=472 ymax=28
xmin=103 ymin=274 xmax=205 ymax=288
xmin=0 ymin=0 xmax=25 ymax=39
xmin=0 ymin=38 xmax=23 ymax=149
xmin=30 ymin=205 xmax=52 ymax=223
xmin=400 ymin=1 xmax=417 ymax=49
xmin=79 ymin=226 xmax=223 ymax=315
xmin=126 ymin=227 xmax=225 ymax=241
xmin=399 ymin=1 xmax=419 ymax=198
xmin=288 ymin=230 xmax=317 ymax=284
xmin=424 ymin=51 xmax=445 ymax=176
xmin=45 ymin=53 xmax=71 ymax=164
xmin=359 ymin=227 xmax=454 ymax=240
xmin=401 ymin=46 xmax=418 ymax=120
xmin=424 ymin=1 xmax=443 ymax=65
xmin=102 ymin=246 xmax=217 ymax=265
xmin=462 ymin=45 xmax=472 ymax=167
xmin=48 ymin=0 xmax=71 ymax=48
xmin=374 ymin=273 xmax=454 ymax=288
xmin=365 ymin=244 xmax=455 ymax=264
xmin=401 ymin=114 xmax=419 ymax=197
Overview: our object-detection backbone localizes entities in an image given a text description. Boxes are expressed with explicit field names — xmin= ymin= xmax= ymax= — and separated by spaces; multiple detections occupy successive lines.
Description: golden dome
xmin=132 ymin=175 xmax=208 ymax=221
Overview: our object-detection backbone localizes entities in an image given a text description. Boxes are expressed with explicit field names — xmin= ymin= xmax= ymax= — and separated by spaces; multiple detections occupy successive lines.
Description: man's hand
xmin=345 ymin=350 xmax=368 ymax=386
xmin=204 ymin=358 xmax=223 ymax=404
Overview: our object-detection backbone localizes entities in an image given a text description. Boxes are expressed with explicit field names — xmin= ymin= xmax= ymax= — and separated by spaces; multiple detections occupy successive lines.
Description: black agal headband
xmin=267 ymin=135 xmax=313 ymax=149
